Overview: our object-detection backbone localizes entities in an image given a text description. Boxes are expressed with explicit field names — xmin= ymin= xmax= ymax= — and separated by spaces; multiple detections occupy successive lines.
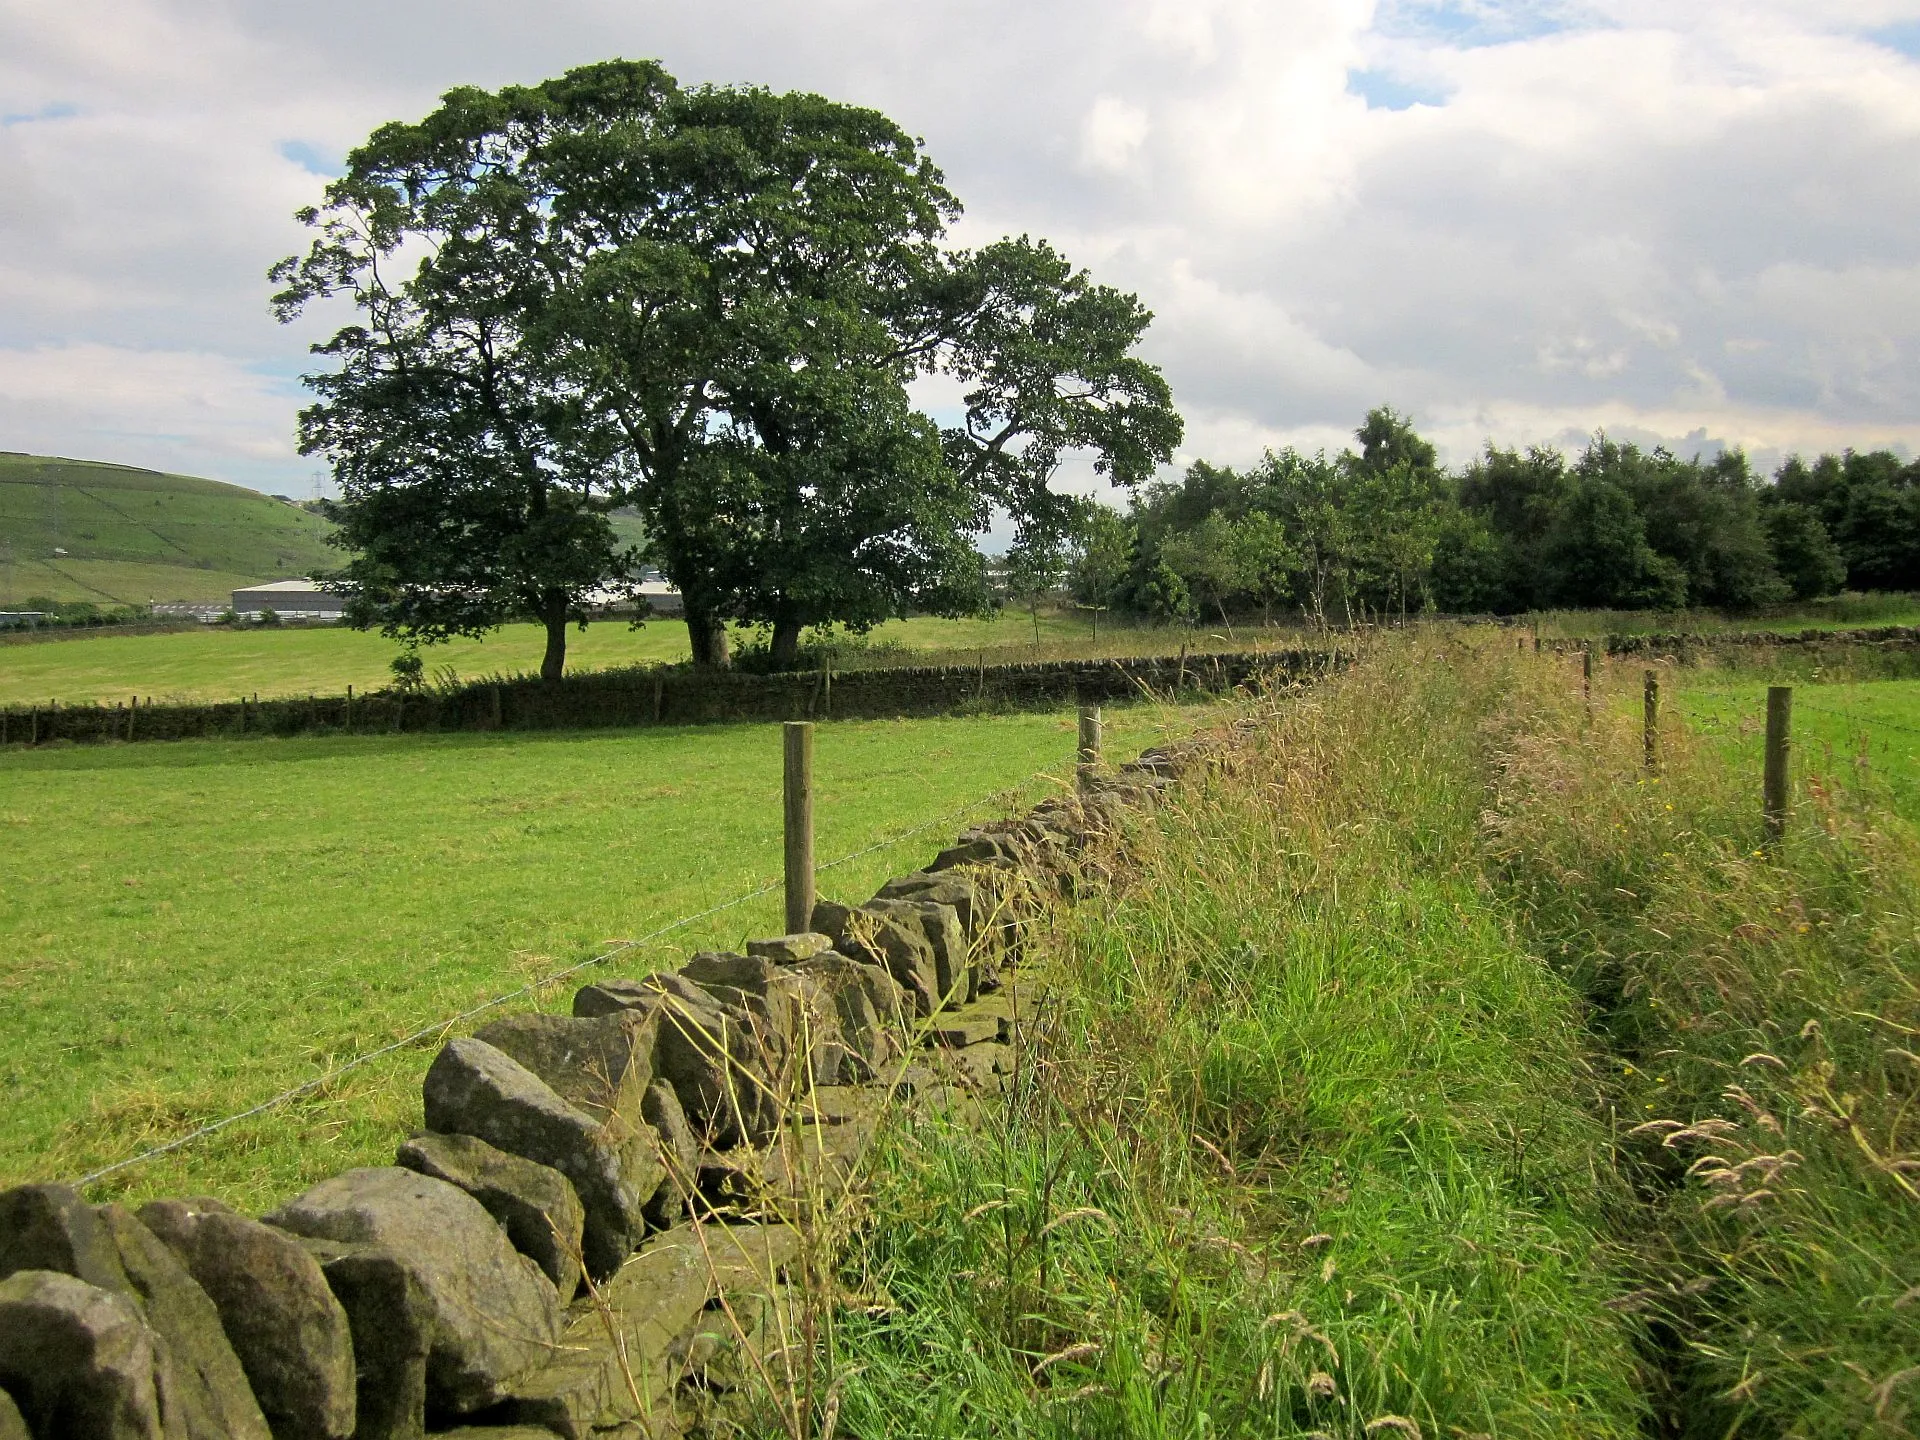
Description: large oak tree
xmin=276 ymin=60 xmax=1181 ymax=671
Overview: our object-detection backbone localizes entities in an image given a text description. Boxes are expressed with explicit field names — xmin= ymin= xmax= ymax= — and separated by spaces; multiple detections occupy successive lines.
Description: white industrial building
xmin=230 ymin=576 xmax=682 ymax=621
xmin=230 ymin=579 xmax=349 ymax=620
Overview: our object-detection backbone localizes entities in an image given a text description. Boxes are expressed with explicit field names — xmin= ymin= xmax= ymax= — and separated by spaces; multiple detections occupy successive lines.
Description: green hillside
xmin=0 ymin=452 xmax=337 ymax=607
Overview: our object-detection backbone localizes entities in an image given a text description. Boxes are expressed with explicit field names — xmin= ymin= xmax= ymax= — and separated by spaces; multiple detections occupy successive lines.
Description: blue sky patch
xmin=1373 ymin=0 xmax=1579 ymax=49
xmin=2 ymin=101 xmax=77 ymax=126
xmin=278 ymin=139 xmax=342 ymax=177
xmin=1348 ymin=69 xmax=1449 ymax=111
xmin=1866 ymin=22 xmax=1920 ymax=58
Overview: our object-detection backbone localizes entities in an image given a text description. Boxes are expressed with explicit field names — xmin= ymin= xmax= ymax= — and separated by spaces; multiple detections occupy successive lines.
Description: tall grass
xmin=1489 ymin=651 xmax=1920 ymax=1435
xmin=823 ymin=636 xmax=1649 ymax=1437
xmin=777 ymin=632 xmax=1918 ymax=1437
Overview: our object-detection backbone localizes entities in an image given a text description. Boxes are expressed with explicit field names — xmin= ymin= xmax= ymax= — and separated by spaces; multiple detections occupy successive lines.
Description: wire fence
xmin=1793 ymin=699 xmax=1920 ymax=741
xmin=70 ymin=769 xmax=1056 ymax=1190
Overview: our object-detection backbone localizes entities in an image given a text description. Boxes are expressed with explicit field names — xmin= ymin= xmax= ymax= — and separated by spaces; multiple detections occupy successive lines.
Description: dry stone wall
xmin=0 ymin=730 xmax=1226 ymax=1439
xmin=0 ymin=649 xmax=1321 ymax=747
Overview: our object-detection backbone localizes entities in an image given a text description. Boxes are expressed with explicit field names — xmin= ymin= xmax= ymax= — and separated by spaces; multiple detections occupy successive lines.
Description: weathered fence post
xmin=1643 ymin=670 xmax=1659 ymax=773
xmin=784 ymin=720 xmax=815 ymax=935
xmin=346 ymin=684 xmax=354 ymax=733
xmin=490 ymin=684 xmax=503 ymax=731
xmin=29 ymin=708 xmax=37 ymax=746
xmin=1764 ymin=685 xmax=1792 ymax=846
xmin=1078 ymin=704 xmax=1103 ymax=791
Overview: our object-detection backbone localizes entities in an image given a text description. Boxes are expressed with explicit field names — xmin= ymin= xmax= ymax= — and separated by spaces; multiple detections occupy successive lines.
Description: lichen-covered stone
xmin=422 ymin=1037 xmax=661 ymax=1280
xmin=790 ymin=952 xmax=908 ymax=1084
xmin=0 ymin=1183 xmax=128 ymax=1292
xmin=470 ymin=1011 xmax=657 ymax=1129
xmin=613 ymin=972 xmax=781 ymax=1148
xmin=828 ymin=908 xmax=941 ymax=1017
xmin=744 ymin=933 xmax=834 ymax=965
xmin=639 ymin=1081 xmax=698 ymax=1228
xmin=295 ymin=1241 xmax=431 ymax=1440
xmin=265 ymin=1169 xmax=560 ymax=1417
xmin=396 ymin=1133 xmax=584 ymax=1300
xmin=0 ymin=1269 xmax=164 ymax=1440
xmin=95 ymin=1205 xmax=273 ymax=1440
xmin=136 ymin=1197 xmax=355 ymax=1440
xmin=863 ymin=899 xmax=971 ymax=1005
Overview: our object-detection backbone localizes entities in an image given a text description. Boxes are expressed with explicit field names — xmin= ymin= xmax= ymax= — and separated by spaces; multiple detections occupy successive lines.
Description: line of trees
xmin=1053 ymin=408 xmax=1920 ymax=627
xmin=276 ymin=60 xmax=1180 ymax=677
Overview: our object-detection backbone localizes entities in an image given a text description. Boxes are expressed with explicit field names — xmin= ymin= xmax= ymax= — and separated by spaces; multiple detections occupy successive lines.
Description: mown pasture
xmin=7 ymin=594 xmax=1918 ymax=711
xmin=0 ymin=609 xmax=1257 ymax=708
xmin=0 ymin=702 xmax=1211 ymax=1208
xmin=1677 ymin=676 xmax=1920 ymax=824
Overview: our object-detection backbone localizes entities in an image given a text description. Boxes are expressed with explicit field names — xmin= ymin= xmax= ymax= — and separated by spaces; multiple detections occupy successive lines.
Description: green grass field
xmin=0 ymin=608 xmax=1261 ymax=708
xmin=0 ymin=452 xmax=338 ymax=605
xmin=1675 ymin=677 xmax=1920 ymax=823
xmin=1534 ymin=591 xmax=1920 ymax=639
xmin=0 ymin=701 xmax=1211 ymax=1208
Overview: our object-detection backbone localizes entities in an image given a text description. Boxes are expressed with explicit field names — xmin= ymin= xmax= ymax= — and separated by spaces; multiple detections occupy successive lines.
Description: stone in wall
xmin=94 ymin=1204 xmax=273 ymax=1440
xmin=0 ymin=1185 xmax=273 ymax=1440
xmin=860 ymin=899 xmax=971 ymax=1005
xmin=294 ymin=1243 xmax=430 ymax=1440
xmin=394 ymin=1134 xmax=585 ymax=1300
xmin=265 ymin=1168 xmax=561 ymax=1417
xmin=0 ymin=1269 xmax=165 ymax=1440
xmin=572 ymin=972 xmax=782 ymax=1148
xmin=421 ymin=1037 xmax=659 ymax=1281
xmin=811 ymin=902 xmax=941 ymax=1017
xmin=136 ymin=1197 xmax=356 ymax=1440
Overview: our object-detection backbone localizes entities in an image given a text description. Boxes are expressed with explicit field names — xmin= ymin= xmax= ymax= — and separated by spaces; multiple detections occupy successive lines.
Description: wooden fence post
xmin=784 ymin=721 xmax=815 ymax=935
xmin=1078 ymin=704 xmax=1103 ymax=791
xmin=1643 ymin=670 xmax=1659 ymax=773
xmin=1764 ymin=685 xmax=1792 ymax=846
xmin=490 ymin=684 xmax=503 ymax=731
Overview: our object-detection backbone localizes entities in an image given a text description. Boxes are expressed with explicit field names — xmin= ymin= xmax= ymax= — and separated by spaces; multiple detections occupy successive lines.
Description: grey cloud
xmin=1 ymin=0 xmax=1918 ymax=492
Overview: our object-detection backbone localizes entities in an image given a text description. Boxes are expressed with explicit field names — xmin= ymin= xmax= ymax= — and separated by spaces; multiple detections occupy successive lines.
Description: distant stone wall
xmin=1 ymin=648 xmax=1334 ymax=747
xmin=1602 ymin=624 xmax=1920 ymax=655
xmin=0 ymin=729 xmax=1235 ymax=1439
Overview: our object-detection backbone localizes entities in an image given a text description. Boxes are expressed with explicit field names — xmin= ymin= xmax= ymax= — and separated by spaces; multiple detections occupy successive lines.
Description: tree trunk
xmin=687 ymin=608 xmax=731 ymax=669
xmin=769 ymin=617 xmax=804 ymax=672
xmin=540 ymin=589 xmax=568 ymax=684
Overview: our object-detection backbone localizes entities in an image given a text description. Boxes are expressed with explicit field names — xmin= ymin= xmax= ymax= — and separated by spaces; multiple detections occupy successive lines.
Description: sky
xmin=3 ymin=0 xmax=1920 ymax=503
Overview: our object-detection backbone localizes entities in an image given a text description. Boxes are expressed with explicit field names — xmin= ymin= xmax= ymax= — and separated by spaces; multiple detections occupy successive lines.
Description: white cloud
xmin=0 ymin=343 xmax=304 ymax=487
xmin=1079 ymin=96 xmax=1151 ymax=175
xmin=0 ymin=0 xmax=1918 ymax=493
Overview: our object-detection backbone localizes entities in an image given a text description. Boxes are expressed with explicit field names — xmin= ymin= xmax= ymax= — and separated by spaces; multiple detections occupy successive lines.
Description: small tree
xmin=1140 ymin=557 xmax=1195 ymax=627
xmin=1002 ymin=527 xmax=1069 ymax=645
xmin=1068 ymin=505 xmax=1134 ymax=639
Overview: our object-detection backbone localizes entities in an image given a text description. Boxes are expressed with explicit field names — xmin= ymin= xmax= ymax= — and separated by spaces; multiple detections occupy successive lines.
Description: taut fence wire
xmin=69 ymin=771 xmax=1055 ymax=1190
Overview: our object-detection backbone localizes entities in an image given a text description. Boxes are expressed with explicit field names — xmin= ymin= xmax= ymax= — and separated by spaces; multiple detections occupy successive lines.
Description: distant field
xmin=0 ymin=452 xmax=338 ymax=605
xmin=0 ymin=609 xmax=1252 ymax=707
xmin=1675 ymin=676 xmax=1920 ymax=823
xmin=0 ymin=701 xmax=1214 ymax=1207
xmin=1534 ymin=593 xmax=1920 ymax=639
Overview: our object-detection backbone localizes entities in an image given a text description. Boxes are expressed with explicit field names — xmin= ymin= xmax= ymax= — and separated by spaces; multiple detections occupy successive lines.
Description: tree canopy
xmin=277 ymin=60 xmax=1182 ymax=672
xmin=1069 ymin=406 xmax=1910 ymax=627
